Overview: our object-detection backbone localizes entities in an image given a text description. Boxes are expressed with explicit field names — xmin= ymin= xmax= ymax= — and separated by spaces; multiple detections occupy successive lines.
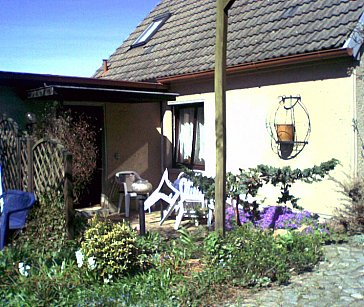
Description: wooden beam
xmin=223 ymin=0 xmax=236 ymax=11
xmin=214 ymin=0 xmax=236 ymax=235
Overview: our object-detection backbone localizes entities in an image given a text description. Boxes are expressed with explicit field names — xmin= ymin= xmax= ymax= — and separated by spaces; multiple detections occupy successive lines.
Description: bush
xmin=35 ymin=107 xmax=98 ymax=203
xmin=12 ymin=193 xmax=70 ymax=255
xmin=203 ymin=223 xmax=323 ymax=287
xmin=276 ymin=230 xmax=324 ymax=274
xmin=334 ymin=176 xmax=364 ymax=233
xmin=204 ymin=224 xmax=289 ymax=285
xmin=79 ymin=217 xmax=148 ymax=282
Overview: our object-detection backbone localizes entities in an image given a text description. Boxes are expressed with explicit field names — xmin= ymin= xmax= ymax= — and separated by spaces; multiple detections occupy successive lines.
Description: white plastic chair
xmin=115 ymin=171 xmax=146 ymax=217
xmin=144 ymin=169 xmax=180 ymax=222
xmin=173 ymin=175 xmax=206 ymax=230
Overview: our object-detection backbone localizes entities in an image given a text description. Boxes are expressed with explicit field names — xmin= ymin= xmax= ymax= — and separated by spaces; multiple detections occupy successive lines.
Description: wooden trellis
xmin=32 ymin=138 xmax=66 ymax=195
xmin=0 ymin=115 xmax=22 ymax=190
xmin=0 ymin=115 xmax=74 ymax=238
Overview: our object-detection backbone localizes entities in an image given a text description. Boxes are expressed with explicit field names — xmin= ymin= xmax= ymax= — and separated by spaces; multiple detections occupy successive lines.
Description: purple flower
xmin=257 ymin=206 xmax=315 ymax=230
xmin=225 ymin=206 xmax=253 ymax=230
xmin=303 ymin=226 xmax=314 ymax=234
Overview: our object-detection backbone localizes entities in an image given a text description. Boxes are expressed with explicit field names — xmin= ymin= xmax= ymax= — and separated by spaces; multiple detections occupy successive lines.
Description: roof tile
xmin=95 ymin=0 xmax=364 ymax=81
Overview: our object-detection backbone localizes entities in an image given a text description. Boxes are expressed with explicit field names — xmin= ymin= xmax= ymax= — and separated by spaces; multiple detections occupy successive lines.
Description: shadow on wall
xmin=104 ymin=102 xmax=173 ymax=211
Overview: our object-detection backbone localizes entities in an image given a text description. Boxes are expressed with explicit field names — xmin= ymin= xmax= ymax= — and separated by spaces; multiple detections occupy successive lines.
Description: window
xmin=173 ymin=103 xmax=205 ymax=169
xmin=131 ymin=13 xmax=171 ymax=48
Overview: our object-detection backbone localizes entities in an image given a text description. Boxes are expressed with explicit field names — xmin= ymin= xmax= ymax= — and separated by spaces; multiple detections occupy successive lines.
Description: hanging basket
xmin=275 ymin=124 xmax=295 ymax=143
xmin=267 ymin=95 xmax=311 ymax=160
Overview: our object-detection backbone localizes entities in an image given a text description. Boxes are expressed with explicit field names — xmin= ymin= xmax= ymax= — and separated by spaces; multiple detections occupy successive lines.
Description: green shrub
xmin=203 ymin=223 xmax=323 ymax=287
xmin=79 ymin=217 xmax=147 ymax=282
xmin=203 ymin=224 xmax=289 ymax=285
xmin=276 ymin=230 xmax=323 ymax=274
xmin=227 ymin=224 xmax=290 ymax=285
xmin=8 ymin=192 xmax=77 ymax=266
xmin=35 ymin=107 xmax=98 ymax=204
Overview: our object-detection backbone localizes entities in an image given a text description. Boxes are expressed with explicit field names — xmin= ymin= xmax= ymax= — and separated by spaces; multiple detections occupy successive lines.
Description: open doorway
xmin=65 ymin=105 xmax=104 ymax=208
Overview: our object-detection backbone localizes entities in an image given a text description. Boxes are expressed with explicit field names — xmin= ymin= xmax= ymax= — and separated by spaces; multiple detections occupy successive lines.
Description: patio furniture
xmin=144 ymin=169 xmax=180 ymax=219
xmin=145 ymin=169 xmax=211 ymax=230
xmin=172 ymin=175 xmax=207 ymax=230
xmin=115 ymin=171 xmax=151 ymax=217
xmin=0 ymin=190 xmax=36 ymax=250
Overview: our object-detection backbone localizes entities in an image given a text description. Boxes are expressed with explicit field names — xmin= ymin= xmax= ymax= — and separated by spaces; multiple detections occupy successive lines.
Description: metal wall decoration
xmin=267 ymin=95 xmax=311 ymax=160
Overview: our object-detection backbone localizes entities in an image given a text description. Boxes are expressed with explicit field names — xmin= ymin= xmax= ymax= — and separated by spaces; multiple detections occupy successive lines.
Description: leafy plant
xmin=79 ymin=217 xmax=153 ymax=282
xmin=183 ymin=159 xmax=339 ymax=226
xmin=35 ymin=106 xmax=98 ymax=204
xmin=257 ymin=158 xmax=339 ymax=209
xmin=276 ymin=230 xmax=324 ymax=274
xmin=12 ymin=193 xmax=70 ymax=256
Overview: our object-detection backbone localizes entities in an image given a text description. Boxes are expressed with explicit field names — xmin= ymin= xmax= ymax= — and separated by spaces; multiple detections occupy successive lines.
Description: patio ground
xmin=76 ymin=206 xmax=207 ymax=237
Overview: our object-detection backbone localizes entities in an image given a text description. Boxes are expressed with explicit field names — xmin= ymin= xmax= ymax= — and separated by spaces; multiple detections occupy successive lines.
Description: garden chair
xmin=0 ymin=190 xmax=36 ymax=250
xmin=143 ymin=169 xmax=180 ymax=223
xmin=172 ymin=175 xmax=207 ymax=230
xmin=115 ymin=171 xmax=151 ymax=217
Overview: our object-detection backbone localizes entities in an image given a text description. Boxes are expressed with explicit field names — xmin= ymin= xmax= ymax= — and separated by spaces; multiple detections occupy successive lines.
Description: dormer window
xmin=131 ymin=13 xmax=171 ymax=48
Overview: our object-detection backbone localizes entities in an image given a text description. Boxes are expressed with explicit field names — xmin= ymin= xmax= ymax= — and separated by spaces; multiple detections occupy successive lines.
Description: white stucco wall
xmin=168 ymin=71 xmax=356 ymax=216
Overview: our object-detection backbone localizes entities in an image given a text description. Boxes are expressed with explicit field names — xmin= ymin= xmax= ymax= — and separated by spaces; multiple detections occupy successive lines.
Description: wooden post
xmin=138 ymin=194 xmax=147 ymax=236
xmin=214 ymin=0 xmax=236 ymax=235
xmin=26 ymin=136 xmax=34 ymax=192
xmin=64 ymin=151 xmax=74 ymax=239
xmin=16 ymin=135 xmax=22 ymax=190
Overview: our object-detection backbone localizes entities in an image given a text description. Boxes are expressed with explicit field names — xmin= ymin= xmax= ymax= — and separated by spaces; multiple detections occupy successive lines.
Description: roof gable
xmin=95 ymin=0 xmax=364 ymax=82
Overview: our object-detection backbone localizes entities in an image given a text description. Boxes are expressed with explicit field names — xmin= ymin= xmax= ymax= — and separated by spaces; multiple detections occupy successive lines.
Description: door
xmin=66 ymin=105 xmax=104 ymax=208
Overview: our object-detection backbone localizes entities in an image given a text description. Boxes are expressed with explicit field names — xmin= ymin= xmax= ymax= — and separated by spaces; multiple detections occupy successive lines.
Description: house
xmin=94 ymin=0 xmax=364 ymax=216
xmin=0 ymin=71 xmax=177 ymax=207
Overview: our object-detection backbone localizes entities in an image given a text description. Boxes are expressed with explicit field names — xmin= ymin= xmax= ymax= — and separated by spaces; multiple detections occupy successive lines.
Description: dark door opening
xmin=66 ymin=105 xmax=104 ymax=208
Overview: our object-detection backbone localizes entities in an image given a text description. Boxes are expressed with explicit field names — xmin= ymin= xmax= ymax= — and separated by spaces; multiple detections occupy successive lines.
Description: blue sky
xmin=0 ymin=0 xmax=158 ymax=77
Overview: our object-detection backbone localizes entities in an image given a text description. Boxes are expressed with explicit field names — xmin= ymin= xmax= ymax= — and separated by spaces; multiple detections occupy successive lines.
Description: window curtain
xmin=177 ymin=107 xmax=194 ymax=164
xmin=193 ymin=106 xmax=205 ymax=165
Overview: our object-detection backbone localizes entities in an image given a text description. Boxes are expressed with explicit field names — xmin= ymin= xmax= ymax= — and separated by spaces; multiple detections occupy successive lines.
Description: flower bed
xmin=225 ymin=204 xmax=323 ymax=232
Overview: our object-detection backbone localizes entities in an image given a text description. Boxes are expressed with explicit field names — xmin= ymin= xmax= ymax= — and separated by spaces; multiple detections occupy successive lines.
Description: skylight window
xmin=131 ymin=13 xmax=171 ymax=48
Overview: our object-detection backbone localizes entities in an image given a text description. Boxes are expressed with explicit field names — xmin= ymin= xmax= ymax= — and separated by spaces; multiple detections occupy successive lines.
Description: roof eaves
xmin=0 ymin=70 xmax=169 ymax=91
xmin=157 ymin=47 xmax=353 ymax=84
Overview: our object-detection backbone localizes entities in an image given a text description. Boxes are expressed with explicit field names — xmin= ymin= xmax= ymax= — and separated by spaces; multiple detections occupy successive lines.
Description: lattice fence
xmin=0 ymin=115 xmax=74 ymax=238
xmin=32 ymin=138 xmax=67 ymax=196
xmin=0 ymin=115 xmax=23 ymax=190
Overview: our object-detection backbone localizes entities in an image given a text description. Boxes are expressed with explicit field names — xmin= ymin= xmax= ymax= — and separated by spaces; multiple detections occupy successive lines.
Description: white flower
xmin=75 ymin=250 xmax=84 ymax=268
xmin=87 ymin=257 xmax=96 ymax=270
xmin=18 ymin=262 xmax=30 ymax=277
xmin=104 ymin=274 xmax=113 ymax=284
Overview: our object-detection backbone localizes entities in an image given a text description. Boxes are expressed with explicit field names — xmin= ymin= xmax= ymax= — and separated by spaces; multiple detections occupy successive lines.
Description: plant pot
xmin=131 ymin=179 xmax=152 ymax=194
xmin=275 ymin=124 xmax=294 ymax=142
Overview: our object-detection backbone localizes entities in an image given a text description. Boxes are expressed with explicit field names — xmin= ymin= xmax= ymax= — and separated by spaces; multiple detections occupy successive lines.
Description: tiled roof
xmin=94 ymin=0 xmax=364 ymax=82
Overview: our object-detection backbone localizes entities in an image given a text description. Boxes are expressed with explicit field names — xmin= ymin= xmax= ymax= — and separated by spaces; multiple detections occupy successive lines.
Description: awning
xmin=27 ymin=85 xmax=178 ymax=103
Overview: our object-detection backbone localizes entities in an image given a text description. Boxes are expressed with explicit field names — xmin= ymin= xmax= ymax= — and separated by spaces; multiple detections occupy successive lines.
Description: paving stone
xmin=351 ymin=292 xmax=364 ymax=300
